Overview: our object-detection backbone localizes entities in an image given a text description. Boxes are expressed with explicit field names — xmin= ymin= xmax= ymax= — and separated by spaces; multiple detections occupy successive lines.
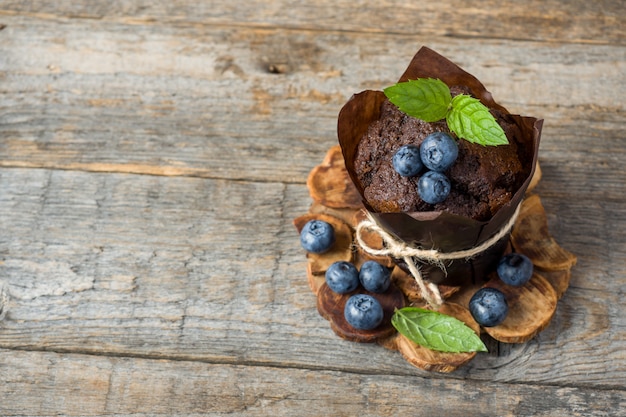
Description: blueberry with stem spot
xmin=469 ymin=287 xmax=508 ymax=327
xmin=393 ymin=144 xmax=423 ymax=177
xmin=417 ymin=171 xmax=451 ymax=204
xmin=300 ymin=219 xmax=335 ymax=253
xmin=344 ymin=294 xmax=384 ymax=330
xmin=420 ymin=132 xmax=458 ymax=172
xmin=325 ymin=261 xmax=360 ymax=294
xmin=359 ymin=261 xmax=391 ymax=293
xmin=497 ymin=253 xmax=534 ymax=286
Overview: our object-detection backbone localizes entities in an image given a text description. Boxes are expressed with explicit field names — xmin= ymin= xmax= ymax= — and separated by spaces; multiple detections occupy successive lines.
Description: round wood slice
xmin=512 ymin=194 xmax=577 ymax=271
xmin=306 ymin=262 xmax=326 ymax=296
xmin=293 ymin=213 xmax=354 ymax=275
xmin=442 ymin=281 xmax=483 ymax=310
xmin=539 ymin=268 xmax=572 ymax=300
xmin=395 ymin=303 xmax=479 ymax=373
xmin=482 ymin=272 xmax=558 ymax=343
xmin=392 ymin=266 xmax=461 ymax=303
xmin=316 ymin=282 xmax=406 ymax=343
xmin=306 ymin=145 xmax=362 ymax=209
xmin=308 ymin=201 xmax=361 ymax=228
xmin=377 ymin=333 xmax=399 ymax=351
xmin=353 ymin=251 xmax=395 ymax=271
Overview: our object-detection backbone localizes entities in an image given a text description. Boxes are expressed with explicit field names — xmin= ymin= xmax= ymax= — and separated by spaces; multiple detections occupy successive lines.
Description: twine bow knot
xmin=355 ymin=204 xmax=521 ymax=308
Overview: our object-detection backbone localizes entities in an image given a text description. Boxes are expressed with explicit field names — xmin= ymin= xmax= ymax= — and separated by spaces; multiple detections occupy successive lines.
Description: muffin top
xmin=353 ymin=94 xmax=531 ymax=221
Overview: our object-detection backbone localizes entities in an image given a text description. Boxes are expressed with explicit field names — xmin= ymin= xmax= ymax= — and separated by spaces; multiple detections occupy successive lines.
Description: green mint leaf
xmin=383 ymin=78 xmax=452 ymax=122
xmin=391 ymin=307 xmax=487 ymax=353
xmin=446 ymin=94 xmax=509 ymax=146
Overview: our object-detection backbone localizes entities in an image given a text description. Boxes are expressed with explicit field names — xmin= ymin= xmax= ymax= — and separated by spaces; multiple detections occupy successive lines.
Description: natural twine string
xmin=355 ymin=203 xmax=522 ymax=309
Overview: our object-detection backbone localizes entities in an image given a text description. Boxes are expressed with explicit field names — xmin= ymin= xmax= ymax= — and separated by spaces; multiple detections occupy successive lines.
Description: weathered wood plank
xmin=1 ymin=0 xmax=623 ymax=45
xmin=0 ymin=168 xmax=623 ymax=387
xmin=0 ymin=15 xmax=624 ymax=184
xmin=0 ymin=0 xmax=624 ymax=414
xmin=1 ymin=348 xmax=624 ymax=417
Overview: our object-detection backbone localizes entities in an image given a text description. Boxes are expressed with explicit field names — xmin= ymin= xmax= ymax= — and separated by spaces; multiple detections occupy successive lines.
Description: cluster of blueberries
xmin=326 ymin=260 xmax=391 ymax=330
xmin=469 ymin=252 xmax=534 ymax=327
xmin=392 ymin=131 xmax=458 ymax=204
xmin=300 ymin=219 xmax=390 ymax=330
xmin=300 ymin=218 xmax=535 ymax=330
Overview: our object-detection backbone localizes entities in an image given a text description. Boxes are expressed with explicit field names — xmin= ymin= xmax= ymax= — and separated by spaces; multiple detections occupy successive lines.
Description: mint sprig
xmin=383 ymin=78 xmax=451 ymax=122
xmin=383 ymin=78 xmax=508 ymax=146
xmin=391 ymin=307 xmax=487 ymax=353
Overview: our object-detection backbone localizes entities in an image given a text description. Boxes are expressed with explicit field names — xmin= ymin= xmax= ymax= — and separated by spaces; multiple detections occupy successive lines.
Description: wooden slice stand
xmin=294 ymin=146 xmax=577 ymax=372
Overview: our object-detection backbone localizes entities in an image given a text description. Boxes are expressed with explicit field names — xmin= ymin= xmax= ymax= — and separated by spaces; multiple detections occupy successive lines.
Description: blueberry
xmin=325 ymin=261 xmax=360 ymax=294
xmin=497 ymin=253 xmax=534 ymax=286
xmin=344 ymin=294 xmax=384 ymax=330
xmin=300 ymin=219 xmax=335 ymax=253
xmin=420 ymin=132 xmax=458 ymax=172
xmin=393 ymin=145 xmax=423 ymax=177
xmin=469 ymin=287 xmax=508 ymax=327
xmin=359 ymin=261 xmax=391 ymax=293
xmin=417 ymin=171 xmax=451 ymax=204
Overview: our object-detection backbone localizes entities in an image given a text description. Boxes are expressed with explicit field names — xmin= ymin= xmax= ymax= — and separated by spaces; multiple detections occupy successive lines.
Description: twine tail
xmin=403 ymin=256 xmax=443 ymax=309
xmin=355 ymin=203 xmax=522 ymax=310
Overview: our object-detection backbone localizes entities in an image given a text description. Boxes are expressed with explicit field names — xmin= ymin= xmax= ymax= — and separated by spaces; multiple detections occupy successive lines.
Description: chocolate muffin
xmin=337 ymin=46 xmax=542 ymax=286
xmin=353 ymin=90 xmax=532 ymax=221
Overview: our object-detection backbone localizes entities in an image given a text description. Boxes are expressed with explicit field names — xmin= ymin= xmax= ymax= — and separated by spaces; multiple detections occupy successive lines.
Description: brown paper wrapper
xmin=338 ymin=46 xmax=542 ymax=286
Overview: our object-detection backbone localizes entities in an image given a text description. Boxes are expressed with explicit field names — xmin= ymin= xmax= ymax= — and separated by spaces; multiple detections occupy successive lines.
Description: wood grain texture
xmin=0 ymin=15 xmax=624 ymax=184
xmin=0 ymin=168 xmax=623 ymax=388
xmin=1 ymin=0 xmax=624 ymax=44
xmin=1 ymin=348 xmax=624 ymax=417
xmin=0 ymin=0 xmax=625 ymax=414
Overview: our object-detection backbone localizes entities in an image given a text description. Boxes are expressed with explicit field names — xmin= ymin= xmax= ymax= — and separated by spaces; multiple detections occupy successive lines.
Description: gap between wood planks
xmin=0 ymin=8 xmax=619 ymax=47
xmin=0 ymin=162 xmax=309 ymax=185
xmin=2 ymin=344 xmax=624 ymax=393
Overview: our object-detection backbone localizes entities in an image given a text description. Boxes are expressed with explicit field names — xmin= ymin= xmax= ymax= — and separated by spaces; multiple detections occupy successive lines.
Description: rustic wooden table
xmin=1 ymin=1 xmax=624 ymax=416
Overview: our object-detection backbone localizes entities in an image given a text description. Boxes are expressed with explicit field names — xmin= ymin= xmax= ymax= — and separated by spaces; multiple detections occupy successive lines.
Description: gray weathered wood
xmin=0 ymin=15 xmax=624 ymax=184
xmin=0 ymin=0 xmax=624 ymax=415
xmin=1 ymin=348 xmax=624 ymax=417
xmin=0 ymin=167 xmax=623 ymax=388
xmin=1 ymin=0 xmax=624 ymax=44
